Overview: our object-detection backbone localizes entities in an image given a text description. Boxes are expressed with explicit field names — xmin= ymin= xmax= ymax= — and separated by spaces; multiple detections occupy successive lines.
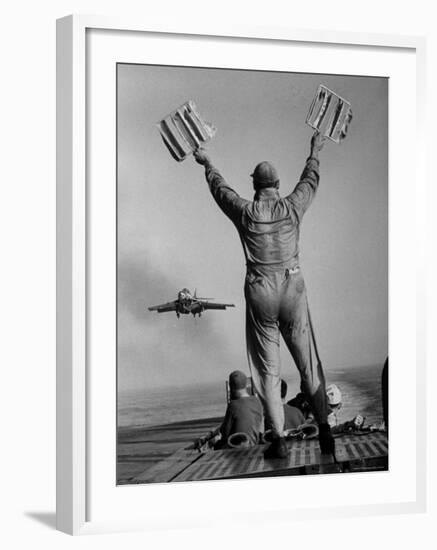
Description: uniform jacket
xmin=204 ymin=157 xmax=320 ymax=270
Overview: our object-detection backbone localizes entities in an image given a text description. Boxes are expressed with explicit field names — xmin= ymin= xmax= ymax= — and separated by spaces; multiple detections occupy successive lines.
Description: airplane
xmin=148 ymin=288 xmax=235 ymax=318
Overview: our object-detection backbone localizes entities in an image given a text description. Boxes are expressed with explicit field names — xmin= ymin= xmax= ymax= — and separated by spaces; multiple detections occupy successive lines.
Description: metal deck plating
xmin=131 ymin=431 xmax=388 ymax=484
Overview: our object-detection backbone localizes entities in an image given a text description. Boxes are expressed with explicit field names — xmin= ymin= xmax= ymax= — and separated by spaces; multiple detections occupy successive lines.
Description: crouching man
xmin=215 ymin=370 xmax=263 ymax=449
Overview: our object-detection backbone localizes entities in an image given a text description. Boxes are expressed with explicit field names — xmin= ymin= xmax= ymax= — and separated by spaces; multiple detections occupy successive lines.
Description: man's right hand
xmin=310 ymin=131 xmax=326 ymax=155
xmin=193 ymin=148 xmax=211 ymax=166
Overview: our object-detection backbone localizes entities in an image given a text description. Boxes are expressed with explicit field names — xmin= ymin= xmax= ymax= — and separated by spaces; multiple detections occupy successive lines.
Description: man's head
xmin=251 ymin=161 xmax=279 ymax=191
xmin=229 ymin=370 xmax=248 ymax=399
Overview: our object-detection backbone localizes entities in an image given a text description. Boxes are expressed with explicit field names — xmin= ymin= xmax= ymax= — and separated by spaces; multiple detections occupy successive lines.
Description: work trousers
xmin=245 ymin=265 xmax=329 ymax=437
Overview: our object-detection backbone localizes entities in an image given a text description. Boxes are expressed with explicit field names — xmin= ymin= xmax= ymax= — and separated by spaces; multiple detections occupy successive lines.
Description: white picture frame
xmin=56 ymin=14 xmax=427 ymax=535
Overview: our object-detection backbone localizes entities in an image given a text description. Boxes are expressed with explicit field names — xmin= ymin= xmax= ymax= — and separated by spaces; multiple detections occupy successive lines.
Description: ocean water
xmin=118 ymin=364 xmax=384 ymax=429
xmin=118 ymin=382 xmax=227 ymax=429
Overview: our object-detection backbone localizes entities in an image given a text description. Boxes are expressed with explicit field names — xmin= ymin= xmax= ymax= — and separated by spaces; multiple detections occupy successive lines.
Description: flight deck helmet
xmin=229 ymin=370 xmax=247 ymax=392
xmin=326 ymin=384 xmax=342 ymax=408
xmin=251 ymin=161 xmax=279 ymax=189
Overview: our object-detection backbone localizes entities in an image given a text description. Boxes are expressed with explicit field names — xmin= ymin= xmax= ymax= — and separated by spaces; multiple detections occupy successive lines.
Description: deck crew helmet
xmin=229 ymin=370 xmax=247 ymax=392
xmin=326 ymin=384 xmax=342 ymax=407
xmin=251 ymin=161 xmax=279 ymax=189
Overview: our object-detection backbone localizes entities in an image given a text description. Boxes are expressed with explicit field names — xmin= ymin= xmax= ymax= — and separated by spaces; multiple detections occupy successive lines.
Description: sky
xmin=117 ymin=64 xmax=388 ymax=392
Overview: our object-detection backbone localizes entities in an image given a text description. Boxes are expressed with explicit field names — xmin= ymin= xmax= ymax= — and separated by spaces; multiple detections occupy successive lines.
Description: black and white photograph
xmin=2 ymin=0 xmax=435 ymax=544
xmin=116 ymin=63 xmax=388 ymax=485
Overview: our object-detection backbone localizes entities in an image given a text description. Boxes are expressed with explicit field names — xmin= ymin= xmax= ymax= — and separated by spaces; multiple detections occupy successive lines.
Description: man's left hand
xmin=193 ymin=148 xmax=211 ymax=166
xmin=311 ymin=131 xmax=326 ymax=154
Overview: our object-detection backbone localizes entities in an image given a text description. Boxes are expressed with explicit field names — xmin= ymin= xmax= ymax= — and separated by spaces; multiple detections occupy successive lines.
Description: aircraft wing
xmin=148 ymin=300 xmax=178 ymax=313
xmin=200 ymin=301 xmax=235 ymax=310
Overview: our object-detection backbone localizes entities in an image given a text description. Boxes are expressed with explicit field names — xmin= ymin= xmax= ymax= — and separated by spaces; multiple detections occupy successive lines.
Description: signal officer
xmin=194 ymin=131 xmax=334 ymax=459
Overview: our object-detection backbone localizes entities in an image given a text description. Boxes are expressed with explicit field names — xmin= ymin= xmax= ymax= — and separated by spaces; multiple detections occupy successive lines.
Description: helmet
xmin=251 ymin=161 xmax=279 ymax=187
xmin=326 ymin=384 xmax=342 ymax=407
xmin=229 ymin=370 xmax=247 ymax=392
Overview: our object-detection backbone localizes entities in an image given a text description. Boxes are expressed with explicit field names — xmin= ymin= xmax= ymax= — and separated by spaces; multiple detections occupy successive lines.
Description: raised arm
xmin=194 ymin=149 xmax=248 ymax=226
xmin=286 ymin=131 xmax=326 ymax=222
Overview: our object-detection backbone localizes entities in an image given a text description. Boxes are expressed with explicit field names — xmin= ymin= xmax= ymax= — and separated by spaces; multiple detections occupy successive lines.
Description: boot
xmin=318 ymin=423 xmax=336 ymax=457
xmin=263 ymin=436 xmax=289 ymax=459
